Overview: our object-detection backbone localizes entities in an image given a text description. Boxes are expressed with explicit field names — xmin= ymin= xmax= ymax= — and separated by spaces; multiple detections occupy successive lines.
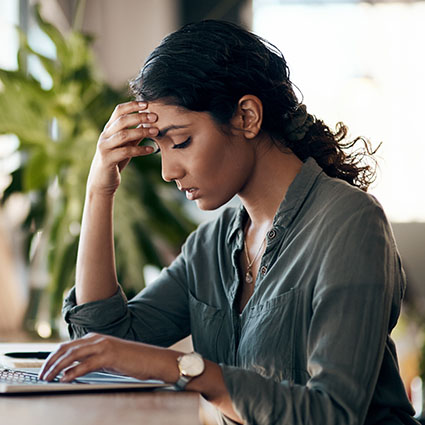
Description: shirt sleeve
xmin=220 ymin=198 xmax=408 ymax=425
xmin=62 ymin=250 xmax=191 ymax=347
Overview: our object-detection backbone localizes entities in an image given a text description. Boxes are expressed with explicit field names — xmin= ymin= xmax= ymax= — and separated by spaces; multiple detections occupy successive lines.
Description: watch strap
xmin=174 ymin=375 xmax=191 ymax=391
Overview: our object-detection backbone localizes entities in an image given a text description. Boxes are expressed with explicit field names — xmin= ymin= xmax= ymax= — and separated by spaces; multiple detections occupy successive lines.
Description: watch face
xmin=179 ymin=353 xmax=205 ymax=377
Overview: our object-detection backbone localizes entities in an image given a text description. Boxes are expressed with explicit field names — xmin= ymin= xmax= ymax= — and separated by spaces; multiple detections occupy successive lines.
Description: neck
xmin=238 ymin=139 xmax=303 ymax=231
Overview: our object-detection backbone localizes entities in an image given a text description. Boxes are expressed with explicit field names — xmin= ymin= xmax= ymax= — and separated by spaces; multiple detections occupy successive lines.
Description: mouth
xmin=179 ymin=186 xmax=199 ymax=201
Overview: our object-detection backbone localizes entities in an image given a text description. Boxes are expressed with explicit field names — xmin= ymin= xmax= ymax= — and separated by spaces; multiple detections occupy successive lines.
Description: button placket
xmin=260 ymin=228 xmax=278 ymax=277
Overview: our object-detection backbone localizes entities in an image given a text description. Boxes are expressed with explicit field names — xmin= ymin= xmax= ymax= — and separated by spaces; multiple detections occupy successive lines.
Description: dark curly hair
xmin=130 ymin=20 xmax=377 ymax=191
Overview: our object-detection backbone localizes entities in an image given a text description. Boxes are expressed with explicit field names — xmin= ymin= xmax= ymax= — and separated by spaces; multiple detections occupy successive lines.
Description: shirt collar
xmin=273 ymin=157 xmax=323 ymax=228
xmin=226 ymin=203 xmax=247 ymax=245
xmin=226 ymin=157 xmax=323 ymax=244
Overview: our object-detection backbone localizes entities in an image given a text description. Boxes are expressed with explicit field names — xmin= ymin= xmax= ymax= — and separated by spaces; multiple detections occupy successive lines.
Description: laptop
xmin=0 ymin=367 xmax=168 ymax=394
xmin=0 ymin=349 xmax=169 ymax=394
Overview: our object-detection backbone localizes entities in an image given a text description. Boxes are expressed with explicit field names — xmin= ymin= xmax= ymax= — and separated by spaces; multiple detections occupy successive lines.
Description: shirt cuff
xmin=219 ymin=364 xmax=253 ymax=423
xmin=219 ymin=363 xmax=289 ymax=425
xmin=62 ymin=285 xmax=128 ymax=329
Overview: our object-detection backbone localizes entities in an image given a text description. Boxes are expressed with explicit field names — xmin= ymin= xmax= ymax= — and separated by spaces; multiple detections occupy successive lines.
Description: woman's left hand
xmin=38 ymin=333 xmax=178 ymax=383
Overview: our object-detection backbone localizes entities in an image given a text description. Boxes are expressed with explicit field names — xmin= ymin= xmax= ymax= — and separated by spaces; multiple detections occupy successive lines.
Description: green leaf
xmin=0 ymin=3 xmax=196 ymax=328
xmin=49 ymin=237 xmax=79 ymax=319
xmin=23 ymin=150 xmax=52 ymax=191
xmin=33 ymin=5 xmax=66 ymax=65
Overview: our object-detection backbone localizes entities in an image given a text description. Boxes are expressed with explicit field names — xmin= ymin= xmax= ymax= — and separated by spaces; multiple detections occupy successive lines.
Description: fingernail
xmin=138 ymin=102 xmax=147 ymax=108
xmin=147 ymin=113 xmax=156 ymax=121
xmin=145 ymin=146 xmax=154 ymax=153
xmin=148 ymin=128 xmax=158 ymax=135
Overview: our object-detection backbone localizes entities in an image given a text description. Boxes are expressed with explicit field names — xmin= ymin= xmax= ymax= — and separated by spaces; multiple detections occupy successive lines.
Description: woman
xmin=39 ymin=20 xmax=418 ymax=425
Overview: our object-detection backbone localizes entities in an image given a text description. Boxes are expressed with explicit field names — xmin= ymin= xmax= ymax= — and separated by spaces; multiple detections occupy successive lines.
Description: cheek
xmin=191 ymin=134 xmax=252 ymax=190
xmin=192 ymin=146 xmax=224 ymax=179
xmin=209 ymin=151 xmax=252 ymax=193
xmin=222 ymin=148 xmax=252 ymax=180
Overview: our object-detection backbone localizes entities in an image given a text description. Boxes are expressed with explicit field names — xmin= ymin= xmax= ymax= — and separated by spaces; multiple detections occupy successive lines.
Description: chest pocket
xmin=188 ymin=292 xmax=226 ymax=362
xmin=237 ymin=287 xmax=301 ymax=382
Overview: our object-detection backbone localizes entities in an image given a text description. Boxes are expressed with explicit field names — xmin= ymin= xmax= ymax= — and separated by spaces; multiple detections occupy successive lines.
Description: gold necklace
xmin=243 ymin=237 xmax=266 ymax=284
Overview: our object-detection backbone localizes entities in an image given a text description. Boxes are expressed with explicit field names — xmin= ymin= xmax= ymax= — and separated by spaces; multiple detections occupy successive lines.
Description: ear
xmin=230 ymin=95 xmax=263 ymax=139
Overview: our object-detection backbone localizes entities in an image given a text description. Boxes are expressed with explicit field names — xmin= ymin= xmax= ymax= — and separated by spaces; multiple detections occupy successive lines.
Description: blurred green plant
xmin=0 ymin=5 xmax=195 ymax=330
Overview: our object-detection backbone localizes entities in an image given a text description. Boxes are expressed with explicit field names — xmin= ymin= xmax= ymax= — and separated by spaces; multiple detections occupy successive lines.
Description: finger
xmin=42 ymin=342 xmax=102 ymax=382
xmin=108 ymin=145 xmax=157 ymax=169
xmin=60 ymin=357 xmax=103 ymax=383
xmin=101 ymin=127 xmax=158 ymax=150
xmin=105 ymin=111 xmax=158 ymax=137
xmin=39 ymin=334 xmax=100 ymax=380
xmin=116 ymin=142 xmax=157 ymax=172
xmin=39 ymin=341 xmax=78 ymax=380
xmin=105 ymin=101 xmax=148 ymax=127
xmin=104 ymin=101 xmax=149 ymax=130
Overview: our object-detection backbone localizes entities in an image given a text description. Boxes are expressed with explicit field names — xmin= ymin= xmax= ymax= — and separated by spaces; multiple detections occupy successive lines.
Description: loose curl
xmin=130 ymin=20 xmax=378 ymax=191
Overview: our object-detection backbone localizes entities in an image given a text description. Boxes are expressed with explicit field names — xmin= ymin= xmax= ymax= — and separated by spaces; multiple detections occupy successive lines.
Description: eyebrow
xmin=156 ymin=124 xmax=190 ymax=138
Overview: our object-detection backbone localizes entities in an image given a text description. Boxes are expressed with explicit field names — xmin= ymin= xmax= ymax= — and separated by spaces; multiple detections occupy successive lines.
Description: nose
xmin=161 ymin=152 xmax=185 ymax=183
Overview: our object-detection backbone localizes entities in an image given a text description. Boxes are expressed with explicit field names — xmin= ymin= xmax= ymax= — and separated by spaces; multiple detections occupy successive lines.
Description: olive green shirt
xmin=63 ymin=158 xmax=418 ymax=425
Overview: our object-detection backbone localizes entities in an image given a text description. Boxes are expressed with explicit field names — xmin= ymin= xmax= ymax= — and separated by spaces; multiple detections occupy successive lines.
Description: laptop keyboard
xmin=0 ymin=368 xmax=59 ymax=384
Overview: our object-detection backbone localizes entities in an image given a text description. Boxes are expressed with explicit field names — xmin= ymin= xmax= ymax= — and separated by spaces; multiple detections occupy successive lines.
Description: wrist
xmin=86 ymin=185 xmax=117 ymax=201
xmin=151 ymin=349 xmax=207 ymax=390
xmin=151 ymin=348 xmax=181 ymax=384
xmin=174 ymin=352 xmax=205 ymax=391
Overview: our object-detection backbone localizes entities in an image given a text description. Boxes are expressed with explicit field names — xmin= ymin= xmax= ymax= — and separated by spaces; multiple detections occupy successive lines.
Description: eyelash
xmin=173 ymin=137 xmax=191 ymax=150
xmin=153 ymin=137 xmax=191 ymax=154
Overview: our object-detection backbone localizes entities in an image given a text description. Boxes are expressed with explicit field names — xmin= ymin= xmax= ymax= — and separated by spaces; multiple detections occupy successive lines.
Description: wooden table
xmin=0 ymin=390 xmax=201 ymax=425
xmin=0 ymin=342 xmax=202 ymax=425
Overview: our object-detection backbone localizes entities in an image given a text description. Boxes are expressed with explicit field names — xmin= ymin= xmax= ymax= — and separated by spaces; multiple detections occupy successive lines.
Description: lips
xmin=178 ymin=186 xmax=199 ymax=201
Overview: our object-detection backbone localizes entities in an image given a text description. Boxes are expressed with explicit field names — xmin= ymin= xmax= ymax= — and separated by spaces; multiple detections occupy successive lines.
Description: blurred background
xmin=0 ymin=0 xmax=424 ymax=418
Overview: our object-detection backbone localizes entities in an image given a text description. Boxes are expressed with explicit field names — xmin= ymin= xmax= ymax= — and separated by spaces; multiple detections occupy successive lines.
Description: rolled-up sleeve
xmin=63 ymin=285 xmax=129 ymax=339
xmin=62 ymin=249 xmax=191 ymax=347
xmin=219 ymin=199 xmax=407 ymax=425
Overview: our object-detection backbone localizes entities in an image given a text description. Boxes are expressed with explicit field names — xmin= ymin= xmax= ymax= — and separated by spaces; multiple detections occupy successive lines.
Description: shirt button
xmin=268 ymin=229 xmax=277 ymax=239
xmin=260 ymin=265 xmax=268 ymax=275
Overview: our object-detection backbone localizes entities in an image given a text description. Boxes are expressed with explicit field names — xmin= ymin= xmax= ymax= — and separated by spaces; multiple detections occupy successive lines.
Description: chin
xmin=195 ymin=195 xmax=233 ymax=211
xmin=195 ymin=199 xmax=219 ymax=211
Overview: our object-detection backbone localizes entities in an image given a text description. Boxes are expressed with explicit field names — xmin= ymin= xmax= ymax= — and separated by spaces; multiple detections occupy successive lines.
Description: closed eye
xmin=172 ymin=137 xmax=191 ymax=150
xmin=146 ymin=137 xmax=191 ymax=154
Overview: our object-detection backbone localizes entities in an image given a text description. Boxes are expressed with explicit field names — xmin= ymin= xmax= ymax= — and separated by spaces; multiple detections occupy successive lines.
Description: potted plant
xmin=0 ymin=5 xmax=195 ymax=336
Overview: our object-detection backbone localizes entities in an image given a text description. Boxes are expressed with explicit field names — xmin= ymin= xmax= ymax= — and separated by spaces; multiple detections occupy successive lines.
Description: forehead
xmin=147 ymin=102 xmax=223 ymax=135
xmin=147 ymin=102 xmax=193 ymax=126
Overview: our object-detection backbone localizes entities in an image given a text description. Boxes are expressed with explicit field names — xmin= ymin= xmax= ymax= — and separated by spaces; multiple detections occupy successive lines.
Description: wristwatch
xmin=174 ymin=352 xmax=205 ymax=391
